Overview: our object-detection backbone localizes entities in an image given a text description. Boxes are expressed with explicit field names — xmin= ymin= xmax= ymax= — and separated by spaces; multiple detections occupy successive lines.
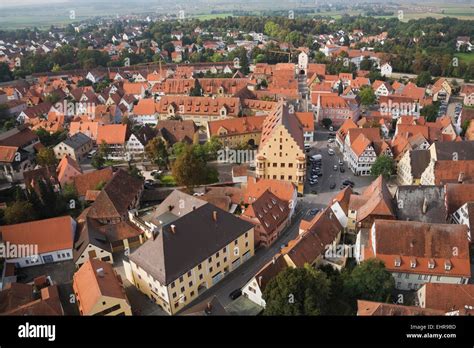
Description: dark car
xmin=340 ymin=167 xmax=345 ymax=173
xmin=342 ymin=180 xmax=355 ymax=186
xmin=309 ymin=208 xmax=319 ymax=215
xmin=329 ymin=182 xmax=336 ymax=189
xmin=311 ymin=190 xmax=317 ymax=194
xmin=229 ymin=289 xmax=242 ymax=300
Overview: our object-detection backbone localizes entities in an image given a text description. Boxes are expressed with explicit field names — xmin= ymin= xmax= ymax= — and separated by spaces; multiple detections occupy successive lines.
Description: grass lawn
xmin=159 ymin=175 xmax=176 ymax=186
xmin=192 ymin=13 xmax=234 ymax=20
xmin=455 ymin=53 xmax=474 ymax=63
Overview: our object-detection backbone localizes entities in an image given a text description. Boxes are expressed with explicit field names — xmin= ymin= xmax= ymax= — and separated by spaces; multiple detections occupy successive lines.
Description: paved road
xmin=303 ymin=130 xmax=373 ymax=201
xmin=181 ymin=203 xmax=313 ymax=310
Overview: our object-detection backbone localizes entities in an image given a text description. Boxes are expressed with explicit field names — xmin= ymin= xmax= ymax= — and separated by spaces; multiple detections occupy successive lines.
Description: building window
xmin=172 ymin=292 xmax=177 ymax=298
xmin=209 ymin=267 xmax=213 ymax=273
xmin=198 ymin=264 xmax=202 ymax=270
xmin=234 ymin=240 xmax=238 ymax=245
xmin=217 ymin=262 xmax=220 ymax=268
xmin=181 ymin=286 xmax=185 ymax=292
xmin=208 ymin=257 xmax=212 ymax=263
xmin=187 ymin=271 xmax=192 ymax=277
xmin=189 ymin=281 xmax=193 ymax=287
xmin=179 ymin=276 xmax=183 ymax=283
xmin=216 ymin=252 xmax=219 ymax=257
xmin=171 ymin=282 xmax=175 ymax=288
xmin=199 ymin=274 xmax=203 ymax=280
xmin=224 ymin=257 xmax=227 ymax=262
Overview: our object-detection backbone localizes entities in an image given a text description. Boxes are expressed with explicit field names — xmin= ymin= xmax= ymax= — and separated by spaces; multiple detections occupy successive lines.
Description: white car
xmin=328 ymin=149 xmax=335 ymax=155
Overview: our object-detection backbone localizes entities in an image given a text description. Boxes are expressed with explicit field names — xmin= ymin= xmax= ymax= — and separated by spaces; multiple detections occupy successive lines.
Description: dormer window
xmin=220 ymin=106 xmax=227 ymax=117
xmin=394 ymin=257 xmax=401 ymax=267
xmin=445 ymin=260 xmax=452 ymax=271
xmin=410 ymin=259 xmax=417 ymax=268
xmin=428 ymin=259 xmax=435 ymax=269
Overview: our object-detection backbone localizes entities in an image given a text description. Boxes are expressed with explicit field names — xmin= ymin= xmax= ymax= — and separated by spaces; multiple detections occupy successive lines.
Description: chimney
xmin=212 ymin=210 xmax=217 ymax=222
xmin=96 ymin=268 xmax=104 ymax=277
xmin=258 ymin=275 xmax=263 ymax=287
xmin=422 ymin=197 xmax=428 ymax=214
xmin=458 ymin=172 xmax=464 ymax=183
xmin=272 ymin=256 xmax=276 ymax=264
xmin=170 ymin=224 xmax=176 ymax=234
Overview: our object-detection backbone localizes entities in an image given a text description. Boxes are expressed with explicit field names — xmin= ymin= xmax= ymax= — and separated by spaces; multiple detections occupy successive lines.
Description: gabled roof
xmin=445 ymin=183 xmax=474 ymax=214
xmin=0 ymin=216 xmax=75 ymax=254
xmin=357 ymin=300 xmax=444 ymax=316
xmin=208 ymin=116 xmax=264 ymax=137
xmin=283 ymin=207 xmax=342 ymax=267
xmin=156 ymin=119 xmax=197 ymax=145
xmin=62 ymin=132 xmax=91 ymax=150
xmin=73 ymin=167 xmax=114 ymax=196
xmin=86 ymin=169 xmax=143 ymax=220
xmin=367 ymin=219 xmax=470 ymax=277
xmin=244 ymin=176 xmax=296 ymax=204
xmin=253 ymin=254 xmax=288 ymax=291
xmin=96 ymin=124 xmax=128 ymax=145
xmin=348 ymin=175 xmax=395 ymax=223
xmin=432 ymin=161 xmax=474 ymax=185
xmin=395 ymin=185 xmax=447 ymax=223
xmin=73 ymin=259 xmax=128 ymax=315
xmin=57 ymin=155 xmax=82 ymax=183
xmin=422 ymin=283 xmax=474 ymax=312
xmin=129 ymin=201 xmax=253 ymax=285
xmin=242 ymin=189 xmax=289 ymax=233
xmin=260 ymin=100 xmax=304 ymax=151
xmin=0 ymin=145 xmax=19 ymax=163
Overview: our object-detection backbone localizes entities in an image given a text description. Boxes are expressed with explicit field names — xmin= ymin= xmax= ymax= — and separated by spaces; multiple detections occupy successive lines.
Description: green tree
xmin=171 ymin=145 xmax=218 ymax=188
xmin=343 ymin=259 xmax=395 ymax=305
xmin=4 ymin=201 xmax=37 ymax=224
xmin=359 ymin=86 xmax=377 ymax=106
xmin=36 ymin=147 xmax=57 ymax=166
xmin=370 ymin=155 xmax=395 ymax=178
xmin=190 ymin=78 xmax=203 ymax=96
xmin=127 ymin=164 xmax=144 ymax=179
xmin=91 ymin=153 xmax=105 ymax=169
xmin=416 ymin=71 xmax=432 ymax=87
xmin=0 ymin=62 xmax=13 ymax=82
xmin=322 ymin=118 xmax=333 ymax=129
xmin=263 ymin=265 xmax=331 ymax=316
xmin=145 ymin=137 xmax=169 ymax=168
xmin=420 ymin=102 xmax=439 ymax=122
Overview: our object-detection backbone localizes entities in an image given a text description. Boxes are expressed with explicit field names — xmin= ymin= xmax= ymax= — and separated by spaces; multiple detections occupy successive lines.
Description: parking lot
xmin=302 ymin=130 xmax=374 ymax=206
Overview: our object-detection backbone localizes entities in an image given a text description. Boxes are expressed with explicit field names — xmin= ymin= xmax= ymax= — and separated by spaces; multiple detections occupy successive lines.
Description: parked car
xmin=229 ymin=289 xmax=242 ymax=300
xmin=309 ymin=208 xmax=319 ymax=215
xmin=329 ymin=182 xmax=336 ymax=189
xmin=328 ymin=149 xmax=335 ymax=155
xmin=87 ymin=149 xmax=97 ymax=159
xmin=328 ymin=138 xmax=335 ymax=143
xmin=338 ymin=159 xmax=344 ymax=165
xmin=311 ymin=190 xmax=317 ymax=194
xmin=333 ymin=165 xmax=338 ymax=171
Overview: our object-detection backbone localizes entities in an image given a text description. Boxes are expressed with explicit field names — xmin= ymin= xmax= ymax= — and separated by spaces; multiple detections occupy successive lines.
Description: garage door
xmin=231 ymin=258 xmax=241 ymax=271
xmin=212 ymin=272 xmax=223 ymax=285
